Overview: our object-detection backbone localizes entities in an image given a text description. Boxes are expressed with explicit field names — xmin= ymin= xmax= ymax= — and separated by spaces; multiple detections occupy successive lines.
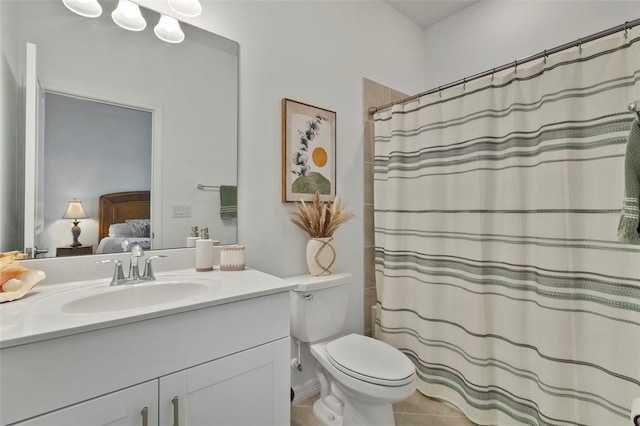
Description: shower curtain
xmin=373 ymin=27 xmax=640 ymax=425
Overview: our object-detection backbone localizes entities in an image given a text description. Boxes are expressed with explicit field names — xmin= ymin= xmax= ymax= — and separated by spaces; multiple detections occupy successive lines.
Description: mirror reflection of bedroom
xmin=42 ymin=93 xmax=152 ymax=257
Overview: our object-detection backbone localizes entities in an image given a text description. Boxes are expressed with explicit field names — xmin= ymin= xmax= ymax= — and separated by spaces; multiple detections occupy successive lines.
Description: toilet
xmin=287 ymin=273 xmax=415 ymax=426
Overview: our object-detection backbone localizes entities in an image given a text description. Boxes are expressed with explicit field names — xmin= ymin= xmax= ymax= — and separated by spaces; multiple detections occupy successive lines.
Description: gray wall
xmin=41 ymin=93 xmax=152 ymax=253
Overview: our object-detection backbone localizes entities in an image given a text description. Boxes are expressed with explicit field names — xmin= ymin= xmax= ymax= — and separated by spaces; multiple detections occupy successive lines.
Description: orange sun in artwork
xmin=312 ymin=147 xmax=328 ymax=167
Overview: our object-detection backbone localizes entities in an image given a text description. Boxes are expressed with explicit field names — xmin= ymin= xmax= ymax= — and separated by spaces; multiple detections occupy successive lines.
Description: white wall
xmin=136 ymin=0 xmax=427 ymax=389
xmin=422 ymin=1 xmax=639 ymax=89
xmin=0 ymin=0 xmax=21 ymax=251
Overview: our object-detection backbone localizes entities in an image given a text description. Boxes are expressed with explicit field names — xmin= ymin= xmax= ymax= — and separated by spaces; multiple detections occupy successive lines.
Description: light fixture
xmin=167 ymin=0 xmax=202 ymax=17
xmin=111 ymin=0 xmax=147 ymax=31
xmin=60 ymin=0 xmax=196 ymax=43
xmin=154 ymin=15 xmax=185 ymax=44
xmin=62 ymin=199 xmax=89 ymax=248
xmin=61 ymin=0 xmax=102 ymax=18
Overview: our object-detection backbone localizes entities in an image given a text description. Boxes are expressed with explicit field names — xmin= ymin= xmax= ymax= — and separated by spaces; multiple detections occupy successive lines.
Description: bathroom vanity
xmin=0 ymin=268 xmax=294 ymax=425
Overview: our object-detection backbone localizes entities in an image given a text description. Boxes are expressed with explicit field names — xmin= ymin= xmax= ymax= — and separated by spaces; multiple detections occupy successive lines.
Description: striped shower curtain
xmin=373 ymin=26 xmax=640 ymax=425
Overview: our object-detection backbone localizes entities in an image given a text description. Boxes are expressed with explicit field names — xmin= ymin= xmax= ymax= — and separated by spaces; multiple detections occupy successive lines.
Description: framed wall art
xmin=282 ymin=98 xmax=336 ymax=202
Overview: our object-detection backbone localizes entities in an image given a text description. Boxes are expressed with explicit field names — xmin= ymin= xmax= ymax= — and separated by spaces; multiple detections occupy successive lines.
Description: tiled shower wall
xmin=362 ymin=78 xmax=408 ymax=336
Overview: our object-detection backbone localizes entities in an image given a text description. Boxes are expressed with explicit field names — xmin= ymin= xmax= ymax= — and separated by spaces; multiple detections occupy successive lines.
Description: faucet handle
xmin=131 ymin=244 xmax=144 ymax=257
xmin=142 ymin=255 xmax=168 ymax=280
xmin=96 ymin=259 xmax=126 ymax=285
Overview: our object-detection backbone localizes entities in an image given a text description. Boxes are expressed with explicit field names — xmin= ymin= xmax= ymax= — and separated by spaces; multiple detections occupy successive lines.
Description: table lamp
xmin=62 ymin=199 xmax=89 ymax=247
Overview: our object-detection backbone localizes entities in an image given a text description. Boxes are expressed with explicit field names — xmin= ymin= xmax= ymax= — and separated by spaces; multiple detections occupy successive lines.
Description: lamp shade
xmin=61 ymin=0 xmax=102 ymax=18
xmin=62 ymin=199 xmax=89 ymax=220
xmin=167 ymin=0 xmax=202 ymax=17
xmin=111 ymin=0 xmax=147 ymax=31
xmin=154 ymin=15 xmax=185 ymax=44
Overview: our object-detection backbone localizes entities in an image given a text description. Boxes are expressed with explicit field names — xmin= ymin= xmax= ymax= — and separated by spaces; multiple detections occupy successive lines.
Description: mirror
xmin=1 ymin=0 xmax=238 ymax=258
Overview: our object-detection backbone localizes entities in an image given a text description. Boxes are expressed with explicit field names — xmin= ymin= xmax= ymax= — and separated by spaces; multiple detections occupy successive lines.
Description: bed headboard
xmin=98 ymin=191 xmax=151 ymax=241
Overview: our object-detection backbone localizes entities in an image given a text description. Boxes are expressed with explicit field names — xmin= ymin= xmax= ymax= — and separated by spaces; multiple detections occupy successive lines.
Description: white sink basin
xmin=60 ymin=282 xmax=210 ymax=314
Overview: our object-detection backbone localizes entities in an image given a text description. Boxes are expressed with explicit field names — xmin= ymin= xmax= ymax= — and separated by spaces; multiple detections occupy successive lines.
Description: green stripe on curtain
xmin=373 ymin=25 xmax=640 ymax=426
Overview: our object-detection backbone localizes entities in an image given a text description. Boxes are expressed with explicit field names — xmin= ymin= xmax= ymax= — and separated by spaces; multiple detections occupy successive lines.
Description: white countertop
xmin=0 ymin=268 xmax=296 ymax=349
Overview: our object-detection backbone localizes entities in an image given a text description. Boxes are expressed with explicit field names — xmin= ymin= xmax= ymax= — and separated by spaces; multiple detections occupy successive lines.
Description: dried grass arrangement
xmin=289 ymin=191 xmax=354 ymax=238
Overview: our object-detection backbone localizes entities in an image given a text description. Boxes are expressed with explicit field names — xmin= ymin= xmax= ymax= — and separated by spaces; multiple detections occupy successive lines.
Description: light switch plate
xmin=172 ymin=204 xmax=192 ymax=218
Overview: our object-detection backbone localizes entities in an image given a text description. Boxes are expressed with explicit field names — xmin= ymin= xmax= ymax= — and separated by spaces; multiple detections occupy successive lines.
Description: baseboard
xmin=292 ymin=378 xmax=320 ymax=404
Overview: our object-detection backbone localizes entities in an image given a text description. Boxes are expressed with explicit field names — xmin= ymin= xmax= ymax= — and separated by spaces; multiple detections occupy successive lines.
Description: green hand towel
xmin=617 ymin=119 xmax=640 ymax=244
xmin=220 ymin=185 xmax=237 ymax=220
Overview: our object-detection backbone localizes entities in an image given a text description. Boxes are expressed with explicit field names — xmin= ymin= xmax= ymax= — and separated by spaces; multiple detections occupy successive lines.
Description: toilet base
xmin=313 ymin=396 xmax=343 ymax=426
xmin=312 ymin=383 xmax=396 ymax=426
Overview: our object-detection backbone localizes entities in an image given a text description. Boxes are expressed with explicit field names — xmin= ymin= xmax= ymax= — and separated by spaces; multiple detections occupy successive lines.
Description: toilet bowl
xmin=287 ymin=273 xmax=416 ymax=426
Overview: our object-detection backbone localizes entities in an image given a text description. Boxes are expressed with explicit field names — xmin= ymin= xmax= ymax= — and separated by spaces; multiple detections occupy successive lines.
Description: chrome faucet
xmin=129 ymin=243 xmax=144 ymax=280
xmin=96 ymin=259 xmax=127 ymax=286
xmin=141 ymin=255 xmax=167 ymax=280
xmin=97 ymin=240 xmax=167 ymax=285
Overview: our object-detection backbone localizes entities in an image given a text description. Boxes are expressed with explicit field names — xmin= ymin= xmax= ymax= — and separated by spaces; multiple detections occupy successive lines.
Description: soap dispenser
xmin=186 ymin=225 xmax=199 ymax=247
xmin=195 ymin=227 xmax=213 ymax=272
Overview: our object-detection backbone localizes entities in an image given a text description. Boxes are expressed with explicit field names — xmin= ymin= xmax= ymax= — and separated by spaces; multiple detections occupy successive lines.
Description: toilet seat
xmin=325 ymin=334 xmax=415 ymax=387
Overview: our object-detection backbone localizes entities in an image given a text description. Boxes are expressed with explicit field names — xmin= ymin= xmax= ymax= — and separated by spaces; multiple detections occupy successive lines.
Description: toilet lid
xmin=326 ymin=334 xmax=415 ymax=386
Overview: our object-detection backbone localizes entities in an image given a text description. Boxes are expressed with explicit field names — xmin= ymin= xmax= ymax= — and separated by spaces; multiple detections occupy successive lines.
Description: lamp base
xmin=70 ymin=221 xmax=82 ymax=247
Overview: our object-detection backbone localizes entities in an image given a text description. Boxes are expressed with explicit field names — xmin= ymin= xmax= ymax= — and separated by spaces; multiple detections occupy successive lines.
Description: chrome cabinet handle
xmin=172 ymin=396 xmax=180 ymax=426
xmin=302 ymin=294 xmax=314 ymax=300
xmin=141 ymin=407 xmax=148 ymax=426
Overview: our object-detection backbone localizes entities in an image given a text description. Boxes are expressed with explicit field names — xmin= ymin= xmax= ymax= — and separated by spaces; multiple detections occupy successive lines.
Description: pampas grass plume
xmin=289 ymin=191 xmax=354 ymax=238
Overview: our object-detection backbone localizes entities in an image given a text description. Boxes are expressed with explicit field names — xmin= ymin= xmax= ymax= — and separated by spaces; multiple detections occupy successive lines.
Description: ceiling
xmin=386 ymin=0 xmax=478 ymax=29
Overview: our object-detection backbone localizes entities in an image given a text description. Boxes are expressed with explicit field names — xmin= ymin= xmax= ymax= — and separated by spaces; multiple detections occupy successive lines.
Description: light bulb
xmin=154 ymin=15 xmax=185 ymax=44
xmin=111 ymin=0 xmax=147 ymax=31
xmin=61 ymin=0 xmax=102 ymax=18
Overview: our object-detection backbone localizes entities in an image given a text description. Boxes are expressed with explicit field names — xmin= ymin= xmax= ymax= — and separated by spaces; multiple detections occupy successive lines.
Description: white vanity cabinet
xmin=1 ymin=290 xmax=291 ymax=426
xmin=15 ymin=339 xmax=288 ymax=426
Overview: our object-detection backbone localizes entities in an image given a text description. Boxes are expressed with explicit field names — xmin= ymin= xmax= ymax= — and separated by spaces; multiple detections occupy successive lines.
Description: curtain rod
xmin=369 ymin=18 xmax=640 ymax=115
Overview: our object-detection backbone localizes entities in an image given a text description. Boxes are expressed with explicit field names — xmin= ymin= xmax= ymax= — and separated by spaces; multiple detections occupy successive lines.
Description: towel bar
xmin=196 ymin=184 xmax=220 ymax=190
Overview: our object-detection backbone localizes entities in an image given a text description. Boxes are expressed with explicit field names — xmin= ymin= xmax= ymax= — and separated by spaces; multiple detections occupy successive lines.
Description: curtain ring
xmin=438 ymin=86 xmax=442 ymax=98
xmin=491 ymin=68 xmax=495 ymax=82
xmin=463 ymin=78 xmax=466 ymax=90
xmin=543 ymin=49 xmax=547 ymax=64
xmin=578 ymin=38 xmax=583 ymax=54
xmin=514 ymin=59 xmax=518 ymax=74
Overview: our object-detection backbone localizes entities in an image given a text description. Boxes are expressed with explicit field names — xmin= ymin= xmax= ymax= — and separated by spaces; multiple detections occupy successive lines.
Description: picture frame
xmin=282 ymin=98 xmax=337 ymax=202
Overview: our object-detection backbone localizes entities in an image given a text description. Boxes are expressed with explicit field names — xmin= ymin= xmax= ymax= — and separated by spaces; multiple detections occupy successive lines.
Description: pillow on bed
xmin=126 ymin=219 xmax=151 ymax=238
xmin=108 ymin=223 xmax=134 ymax=237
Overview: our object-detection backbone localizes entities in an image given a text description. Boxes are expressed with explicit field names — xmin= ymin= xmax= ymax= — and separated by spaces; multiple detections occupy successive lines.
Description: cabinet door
xmin=15 ymin=380 xmax=158 ymax=426
xmin=159 ymin=338 xmax=290 ymax=426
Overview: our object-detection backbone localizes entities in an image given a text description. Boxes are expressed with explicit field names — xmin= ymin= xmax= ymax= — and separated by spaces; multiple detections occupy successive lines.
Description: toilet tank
xmin=286 ymin=273 xmax=351 ymax=343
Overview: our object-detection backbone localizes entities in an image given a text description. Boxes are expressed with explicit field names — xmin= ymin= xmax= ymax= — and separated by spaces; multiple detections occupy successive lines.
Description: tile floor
xmin=291 ymin=390 xmax=478 ymax=426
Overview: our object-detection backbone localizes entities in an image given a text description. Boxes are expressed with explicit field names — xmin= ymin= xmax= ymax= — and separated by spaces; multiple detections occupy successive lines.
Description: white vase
xmin=306 ymin=237 xmax=335 ymax=276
